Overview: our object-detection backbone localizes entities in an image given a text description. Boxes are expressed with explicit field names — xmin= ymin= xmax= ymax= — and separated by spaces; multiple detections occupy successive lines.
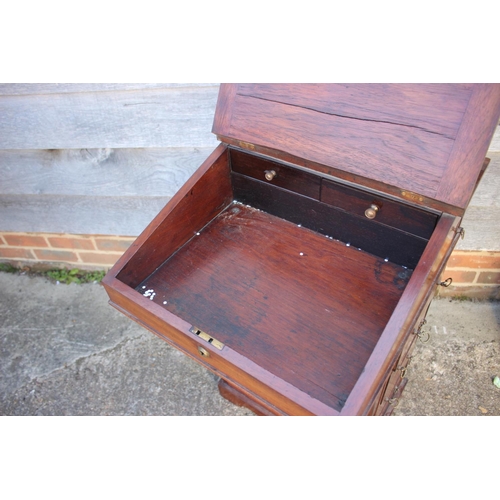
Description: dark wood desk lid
xmin=213 ymin=84 xmax=500 ymax=213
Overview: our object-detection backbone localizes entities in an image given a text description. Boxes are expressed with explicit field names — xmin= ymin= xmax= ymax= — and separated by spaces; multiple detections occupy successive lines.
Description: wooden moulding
xmin=103 ymin=144 xmax=453 ymax=415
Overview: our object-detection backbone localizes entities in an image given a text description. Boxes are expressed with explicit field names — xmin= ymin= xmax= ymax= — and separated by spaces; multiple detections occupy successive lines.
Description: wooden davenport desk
xmin=103 ymin=84 xmax=500 ymax=416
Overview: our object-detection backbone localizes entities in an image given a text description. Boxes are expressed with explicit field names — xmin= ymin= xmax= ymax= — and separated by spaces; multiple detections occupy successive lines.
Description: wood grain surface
xmin=0 ymin=83 xmax=216 ymax=95
xmin=214 ymin=84 xmax=500 ymax=211
xmin=116 ymin=144 xmax=232 ymax=287
xmin=0 ymin=147 xmax=213 ymax=197
xmin=136 ymin=204 xmax=412 ymax=411
xmin=0 ymin=86 xmax=219 ymax=149
xmin=232 ymin=173 xmax=428 ymax=269
xmin=341 ymin=214 xmax=459 ymax=415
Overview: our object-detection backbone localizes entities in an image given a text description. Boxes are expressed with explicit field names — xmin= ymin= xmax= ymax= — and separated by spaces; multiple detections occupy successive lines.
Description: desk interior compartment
xmin=108 ymin=145 xmax=440 ymax=414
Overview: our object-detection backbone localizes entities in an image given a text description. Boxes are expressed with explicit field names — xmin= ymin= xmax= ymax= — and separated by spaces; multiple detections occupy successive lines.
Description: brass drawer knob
xmin=365 ymin=204 xmax=380 ymax=219
xmin=197 ymin=346 xmax=210 ymax=357
xmin=264 ymin=170 xmax=277 ymax=181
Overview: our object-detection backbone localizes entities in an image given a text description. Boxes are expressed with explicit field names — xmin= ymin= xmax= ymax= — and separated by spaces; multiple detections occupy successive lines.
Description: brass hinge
xmin=189 ymin=326 xmax=225 ymax=350
xmin=401 ymin=190 xmax=424 ymax=203
xmin=238 ymin=140 xmax=256 ymax=151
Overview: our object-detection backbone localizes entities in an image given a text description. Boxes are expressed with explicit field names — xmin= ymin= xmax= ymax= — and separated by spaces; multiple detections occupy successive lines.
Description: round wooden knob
xmin=264 ymin=170 xmax=277 ymax=181
xmin=365 ymin=204 xmax=380 ymax=219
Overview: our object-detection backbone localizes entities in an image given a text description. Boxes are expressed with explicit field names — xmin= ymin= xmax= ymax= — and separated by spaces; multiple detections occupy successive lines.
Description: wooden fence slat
xmin=0 ymin=194 xmax=171 ymax=236
xmin=465 ymin=152 xmax=500 ymax=207
xmin=489 ymin=124 xmax=500 ymax=152
xmin=0 ymin=83 xmax=218 ymax=96
xmin=0 ymin=87 xmax=219 ymax=149
xmin=0 ymin=147 xmax=214 ymax=197
xmin=457 ymin=206 xmax=500 ymax=251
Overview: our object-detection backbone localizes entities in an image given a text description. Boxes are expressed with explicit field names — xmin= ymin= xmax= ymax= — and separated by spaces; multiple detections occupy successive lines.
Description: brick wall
xmin=0 ymin=232 xmax=134 ymax=271
xmin=1 ymin=231 xmax=499 ymax=299
xmin=437 ymin=250 xmax=500 ymax=300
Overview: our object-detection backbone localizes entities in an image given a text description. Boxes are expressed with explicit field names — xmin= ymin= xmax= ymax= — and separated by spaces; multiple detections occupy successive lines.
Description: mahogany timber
xmin=134 ymin=204 xmax=412 ymax=412
xmin=103 ymin=278 xmax=339 ymax=415
xmin=213 ymin=84 xmax=500 ymax=214
xmin=320 ymin=178 xmax=438 ymax=239
xmin=218 ymin=379 xmax=276 ymax=416
xmin=103 ymin=84 xmax=500 ymax=416
xmin=230 ymin=148 xmax=321 ymax=199
xmin=437 ymin=85 xmax=500 ymax=208
xmin=232 ymin=173 xmax=428 ymax=269
xmin=102 ymin=146 xmax=462 ymax=415
xmin=115 ymin=144 xmax=232 ymax=287
xmin=340 ymin=213 xmax=460 ymax=415
xmin=230 ymin=146 xmax=438 ymax=239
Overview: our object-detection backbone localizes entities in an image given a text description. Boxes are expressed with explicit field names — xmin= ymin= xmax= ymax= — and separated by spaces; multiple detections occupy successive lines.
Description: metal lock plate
xmin=190 ymin=326 xmax=225 ymax=350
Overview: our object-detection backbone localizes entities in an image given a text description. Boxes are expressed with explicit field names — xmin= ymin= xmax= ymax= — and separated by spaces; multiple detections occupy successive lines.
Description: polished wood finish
xmin=341 ymin=214 xmax=460 ymax=415
xmin=232 ymin=173 xmax=428 ymax=269
xmin=218 ymin=379 xmax=276 ymax=416
xmin=214 ymin=84 xmax=500 ymax=213
xmin=437 ymin=85 xmax=500 ymax=208
xmin=104 ymin=278 xmax=338 ymax=416
xmin=134 ymin=203 xmax=411 ymax=412
xmin=115 ymin=144 xmax=232 ymax=287
xmin=103 ymin=84 xmax=500 ymax=415
xmin=230 ymin=148 xmax=321 ymax=199
xmin=320 ymin=178 xmax=438 ymax=239
xmin=230 ymin=146 xmax=439 ymax=239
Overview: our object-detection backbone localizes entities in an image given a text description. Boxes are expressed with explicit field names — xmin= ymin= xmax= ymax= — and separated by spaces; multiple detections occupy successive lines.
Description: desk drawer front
xmin=230 ymin=148 xmax=437 ymax=241
xmin=230 ymin=148 xmax=321 ymax=200
xmin=321 ymin=179 xmax=438 ymax=239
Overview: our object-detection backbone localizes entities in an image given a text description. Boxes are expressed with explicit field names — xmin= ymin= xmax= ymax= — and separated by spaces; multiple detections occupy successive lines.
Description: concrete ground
xmin=1 ymin=271 xmax=499 ymax=416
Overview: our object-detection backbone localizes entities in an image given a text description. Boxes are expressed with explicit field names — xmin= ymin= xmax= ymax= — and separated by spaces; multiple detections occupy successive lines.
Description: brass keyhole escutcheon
xmin=197 ymin=346 xmax=210 ymax=357
xmin=365 ymin=204 xmax=380 ymax=219
xmin=264 ymin=170 xmax=277 ymax=181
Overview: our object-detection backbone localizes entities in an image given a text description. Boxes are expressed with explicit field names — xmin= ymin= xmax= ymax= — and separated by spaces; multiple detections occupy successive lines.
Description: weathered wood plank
xmin=0 ymin=87 xmax=220 ymax=149
xmin=464 ymin=152 xmax=500 ymax=207
xmin=0 ymin=147 xmax=213 ymax=197
xmin=489 ymin=123 xmax=500 ymax=151
xmin=457 ymin=207 xmax=500 ymax=251
xmin=0 ymin=83 xmax=217 ymax=96
xmin=0 ymin=195 xmax=171 ymax=236
xmin=0 ymin=151 xmax=497 ymax=243
xmin=453 ymin=152 xmax=500 ymax=250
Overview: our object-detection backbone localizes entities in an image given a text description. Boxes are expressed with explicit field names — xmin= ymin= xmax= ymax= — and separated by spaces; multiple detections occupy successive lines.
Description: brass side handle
xmin=439 ymin=277 xmax=453 ymax=287
xmin=365 ymin=204 xmax=380 ymax=219
xmin=387 ymin=397 xmax=399 ymax=408
xmin=264 ymin=170 xmax=277 ymax=181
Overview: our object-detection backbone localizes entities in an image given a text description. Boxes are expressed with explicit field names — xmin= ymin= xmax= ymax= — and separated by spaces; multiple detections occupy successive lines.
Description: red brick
xmin=443 ymin=270 xmax=477 ymax=284
xmin=0 ymin=235 xmax=6 ymax=245
xmin=78 ymin=252 xmax=121 ymax=265
xmin=477 ymin=272 xmax=500 ymax=284
xmin=0 ymin=247 xmax=35 ymax=259
xmin=48 ymin=236 xmax=95 ymax=250
xmin=94 ymin=238 xmax=134 ymax=252
xmin=3 ymin=234 xmax=48 ymax=248
xmin=33 ymin=249 xmax=79 ymax=262
xmin=447 ymin=252 xmax=500 ymax=269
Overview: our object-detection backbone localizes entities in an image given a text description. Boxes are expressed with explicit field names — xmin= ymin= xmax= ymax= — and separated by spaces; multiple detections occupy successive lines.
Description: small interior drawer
xmin=230 ymin=148 xmax=321 ymax=200
xmin=321 ymin=178 xmax=438 ymax=239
